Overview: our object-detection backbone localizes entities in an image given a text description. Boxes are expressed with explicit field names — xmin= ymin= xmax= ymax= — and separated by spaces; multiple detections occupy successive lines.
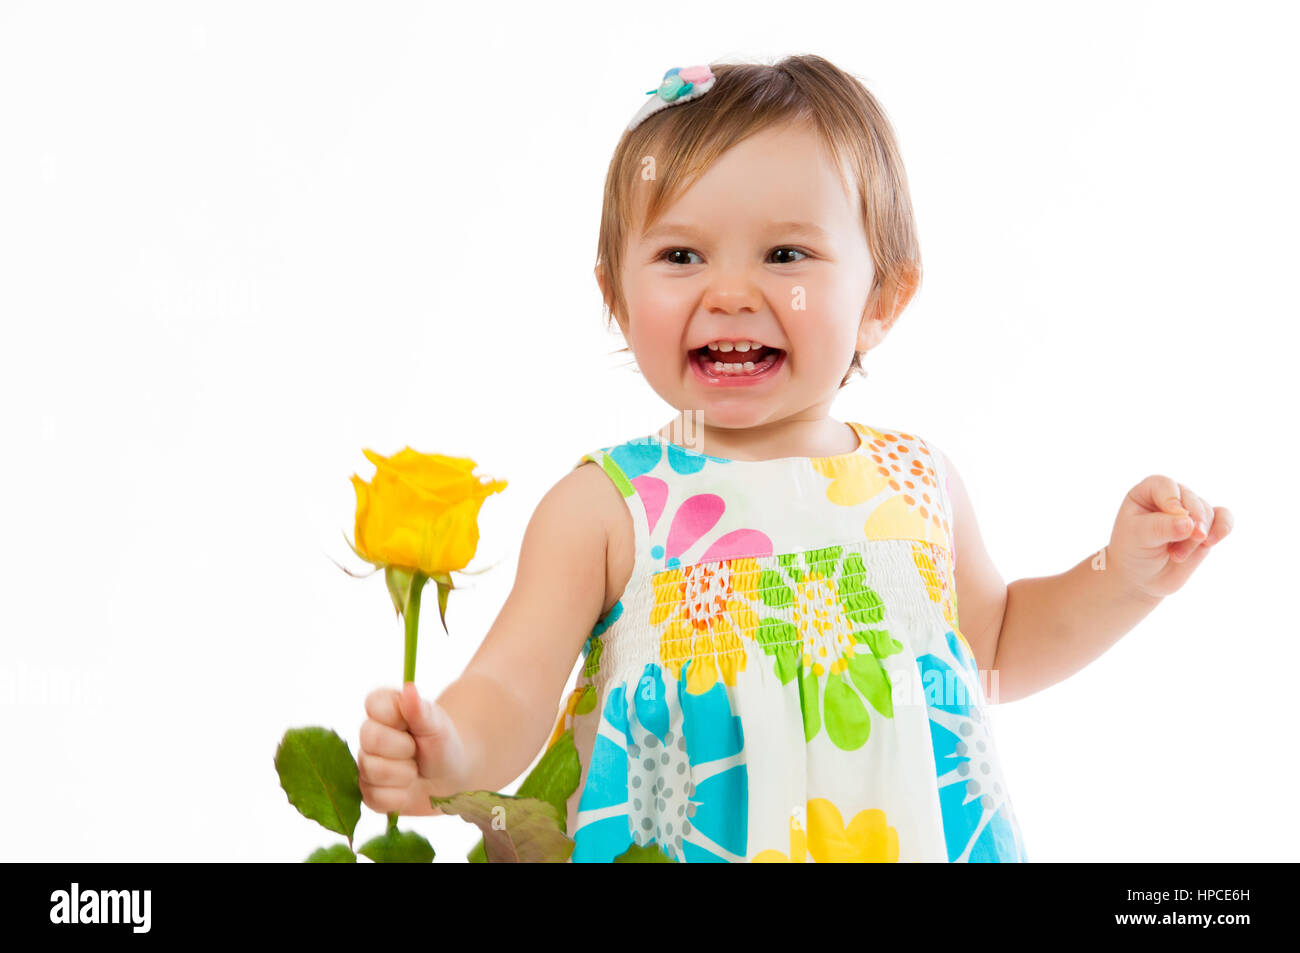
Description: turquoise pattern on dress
xmin=916 ymin=630 xmax=1028 ymax=862
xmin=572 ymin=659 xmax=748 ymax=862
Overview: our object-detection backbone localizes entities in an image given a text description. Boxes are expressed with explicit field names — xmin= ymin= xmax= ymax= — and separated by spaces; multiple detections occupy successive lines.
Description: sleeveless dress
xmin=540 ymin=421 xmax=1029 ymax=863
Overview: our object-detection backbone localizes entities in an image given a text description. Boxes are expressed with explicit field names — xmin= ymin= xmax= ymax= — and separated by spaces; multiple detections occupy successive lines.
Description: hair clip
xmin=626 ymin=65 xmax=716 ymax=133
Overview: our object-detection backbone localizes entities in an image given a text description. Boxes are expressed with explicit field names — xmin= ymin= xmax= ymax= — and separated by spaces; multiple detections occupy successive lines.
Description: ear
xmin=856 ymin=285 xmax=890 ymax=353
xmin=857 ymin=268 xmax=919 ymax=352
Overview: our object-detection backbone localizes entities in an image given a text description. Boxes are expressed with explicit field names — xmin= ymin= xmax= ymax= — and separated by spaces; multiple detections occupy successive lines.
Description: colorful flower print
xmin=579 ymin=599 xmax=619 ymax=675
xmin=605 ymin=438 xmax=730 ymax=484
xmin=648 ymin=557 xmax=762 ymax=695
xmin=564 ymin=424 xmax=1027 ymax=864
xmin=812 ymin=429 xmax=951 ymax=548
xmin=596 ymin=440 xmax=775 ymax=572
xmin=580 ymin=443 xmax=725 ymax=572
xmin=749 ymin=545 xmax=904 ymax=751
xmin=752 ymin=799 xmax=900 ymax=862
xmin=915 ymin=630 xmax=1028 ymax=862
xmin=643 ymin=490 xmax=774 ymax=572
xmin=912 ymin=540 xmax=974 ymax=659
xmin=545 ymin=683 xmax=596 ymax=753
xmin=572 ymin=659 xmax=748 ymax=862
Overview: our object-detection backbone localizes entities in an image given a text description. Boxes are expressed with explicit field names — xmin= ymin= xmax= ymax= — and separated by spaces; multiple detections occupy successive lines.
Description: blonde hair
xmin=595 ymin=53 xmax=922 ymax=389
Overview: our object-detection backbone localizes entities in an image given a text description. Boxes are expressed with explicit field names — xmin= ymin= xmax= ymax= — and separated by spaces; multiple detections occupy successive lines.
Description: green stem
xmin=387 ymin=571 xmax=427 ymax=835
xmin=404 ymin=573 xmax=426 ymax=683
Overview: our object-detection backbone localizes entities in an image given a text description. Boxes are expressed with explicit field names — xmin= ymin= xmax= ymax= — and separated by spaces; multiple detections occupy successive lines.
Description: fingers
xmin=363 ymin=683 xmax=438 ymax=744
xmin=1178 ymin=484 xmax=1212 ymax=541
xmin=359 ymin=780 xmax=420 ymax=815
xmin=1173 ymin=505 xmax=1234 ymax=561
xmin=365 ymin=686 xmax=407 ymax=730
xmin=1129 ymin=476 xmax=1230 ymax=561
xmin=1143 ymin=509 xmax=1198 ymax=549
xmin=359 ymin=718 xmax=415 ymax=761
xmin=1147 ymin=475 xmax=1187 ymax=517
xmin=359 ymin=685 xmax=422 ymax=813
xmin=357 ymin=714 xmax=419 ymax=795
xmin=357 ymin=747 xmax=420 ymax=788
xmin=1204 ymin=506 xmax=1234 ymax=545
xmin=359 ymin=684 xmax=447 ymax=817
xmin=1167 ymin=484 xmax=1214 ymax=559
xmin=1134 ymin=475 xmax=1209 ymax=536
xmin=400 ymin=682 xmax=443 ymax=739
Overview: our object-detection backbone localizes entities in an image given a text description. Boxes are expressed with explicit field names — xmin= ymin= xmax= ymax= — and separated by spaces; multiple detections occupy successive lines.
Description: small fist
xmin=358 ymin=682 xmax=468 ymax=817
xmin=1105 ymin=474 xmax=1233 ymax=600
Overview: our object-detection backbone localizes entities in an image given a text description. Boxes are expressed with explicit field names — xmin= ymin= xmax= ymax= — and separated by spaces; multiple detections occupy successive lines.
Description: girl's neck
xmin=655 ymin=411 xmax=856 ymax=462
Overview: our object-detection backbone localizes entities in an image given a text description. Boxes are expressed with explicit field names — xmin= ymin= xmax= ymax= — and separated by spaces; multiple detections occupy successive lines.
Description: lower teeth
xmin=702 ymin=350 xmax=778 ymax=376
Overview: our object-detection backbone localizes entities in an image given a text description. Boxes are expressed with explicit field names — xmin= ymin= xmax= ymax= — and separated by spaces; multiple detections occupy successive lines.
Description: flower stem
xmin=404 ymin=573 xmax=426 ymax=683
xmin=387 ymin=571 xmax=427 ymax=834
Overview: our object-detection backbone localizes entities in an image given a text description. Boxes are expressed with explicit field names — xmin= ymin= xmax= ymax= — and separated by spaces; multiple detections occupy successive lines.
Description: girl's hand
xmin=1105 ymin=475 xmax=1234 ymax=601
xmin=358 ymin=682 xmax=469 ymax=816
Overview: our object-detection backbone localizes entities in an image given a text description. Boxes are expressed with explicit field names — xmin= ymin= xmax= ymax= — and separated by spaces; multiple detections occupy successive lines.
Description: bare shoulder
xmin=931 ymin=444 xmax=1008 ymax=677
xmin=568 ymin=458 xmax=636 ymax=619
xmin=530 ymin=461 xmax=614 ymax=567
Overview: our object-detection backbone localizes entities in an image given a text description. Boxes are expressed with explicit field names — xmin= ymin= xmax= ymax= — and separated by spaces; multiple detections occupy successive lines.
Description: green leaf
xmin=467 ymin=729 xmax=581 ymax=863
xmin=357 ymin=827 xmax=435 ymax=863
xmin=613 ymin=842 xmax=676 ymax=862
xmin=305 ymin=844 xmax=357 ymax=863
xmin=435 ymin=790 xmax=573 ymax=863
xmin=274 ymin=727 xmax=362 ymax=839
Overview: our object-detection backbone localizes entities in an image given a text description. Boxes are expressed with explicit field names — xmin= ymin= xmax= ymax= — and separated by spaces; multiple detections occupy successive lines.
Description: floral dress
xmin=542 ymin=421 xmax=1029 ymax=863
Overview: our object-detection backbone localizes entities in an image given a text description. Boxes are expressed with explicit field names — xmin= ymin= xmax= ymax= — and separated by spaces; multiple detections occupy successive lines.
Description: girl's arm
xmin=939 ymin=447 xmax=1010 ymax=679
xmin=944 ymin=450 xmax=1226 ymax=704
xmin=988 ymin=553 xmax=1163 ymax=704
xmin=433 ymin=461 xmax=618 ymax=793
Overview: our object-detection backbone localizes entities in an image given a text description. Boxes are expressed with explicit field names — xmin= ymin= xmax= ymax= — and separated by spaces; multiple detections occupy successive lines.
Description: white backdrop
xmin=1 ymin=0 xmax=1294 ymax=862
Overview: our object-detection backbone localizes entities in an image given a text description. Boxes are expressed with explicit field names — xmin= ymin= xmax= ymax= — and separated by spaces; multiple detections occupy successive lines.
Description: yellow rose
xmin=350 ymin=447 xmax=507 ymax=577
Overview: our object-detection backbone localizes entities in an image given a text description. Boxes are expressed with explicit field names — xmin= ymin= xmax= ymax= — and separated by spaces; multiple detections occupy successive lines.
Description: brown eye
xmin=661 ymin=248 xmax=702 ymax=265
xmin=770 ymin=247 xmax=808 ymax=264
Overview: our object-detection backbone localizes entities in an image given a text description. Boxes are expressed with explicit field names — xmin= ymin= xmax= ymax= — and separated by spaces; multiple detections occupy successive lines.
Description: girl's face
xmin=605 ymin=120 xmax=885 ymax=445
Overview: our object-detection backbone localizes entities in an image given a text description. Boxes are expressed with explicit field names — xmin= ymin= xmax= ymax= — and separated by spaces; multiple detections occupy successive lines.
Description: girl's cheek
xmin=629 ymin=311 xmax=687 ymax=364
xmin=630 ymin=274 xmax=691 ymax=317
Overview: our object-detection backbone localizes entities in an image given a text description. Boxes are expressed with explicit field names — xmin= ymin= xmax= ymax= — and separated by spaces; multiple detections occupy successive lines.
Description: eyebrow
xmin=640 ymin=221 xmax=829 ymax=242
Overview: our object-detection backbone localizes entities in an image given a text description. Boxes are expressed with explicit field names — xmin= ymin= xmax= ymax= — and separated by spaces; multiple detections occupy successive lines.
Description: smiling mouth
xmin=691 ymin=344 xmax=785 ymax=377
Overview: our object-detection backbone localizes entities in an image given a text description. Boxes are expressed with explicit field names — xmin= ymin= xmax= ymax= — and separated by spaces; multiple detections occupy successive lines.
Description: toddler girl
xmin=356 ymin=53 xmax=1232 ymax=862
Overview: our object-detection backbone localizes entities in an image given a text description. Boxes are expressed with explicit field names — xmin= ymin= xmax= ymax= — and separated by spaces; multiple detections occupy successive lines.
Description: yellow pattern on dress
xmin=752 ymin=800 xmax=900 ymax=862
xmin=649 ymin=557 xmax=762 ymax=694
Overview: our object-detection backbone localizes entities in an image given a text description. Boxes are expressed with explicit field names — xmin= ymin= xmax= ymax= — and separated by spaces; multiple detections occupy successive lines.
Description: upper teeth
xmin=705 ymin=341 xmax=765 ymax=352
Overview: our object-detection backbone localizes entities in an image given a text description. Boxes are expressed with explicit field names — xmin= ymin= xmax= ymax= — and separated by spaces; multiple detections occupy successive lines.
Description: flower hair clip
xmin=625 ymin=65 xmax=716 ymax=133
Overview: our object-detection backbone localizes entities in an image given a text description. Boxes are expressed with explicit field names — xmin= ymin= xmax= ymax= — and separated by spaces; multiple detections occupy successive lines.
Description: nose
xmin=701 ymin=267 xmax=762 ymax=315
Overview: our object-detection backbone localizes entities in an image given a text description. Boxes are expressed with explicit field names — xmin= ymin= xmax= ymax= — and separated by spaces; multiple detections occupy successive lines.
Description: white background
xmin=1 ymin=0 xmax=1295 ymax=862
